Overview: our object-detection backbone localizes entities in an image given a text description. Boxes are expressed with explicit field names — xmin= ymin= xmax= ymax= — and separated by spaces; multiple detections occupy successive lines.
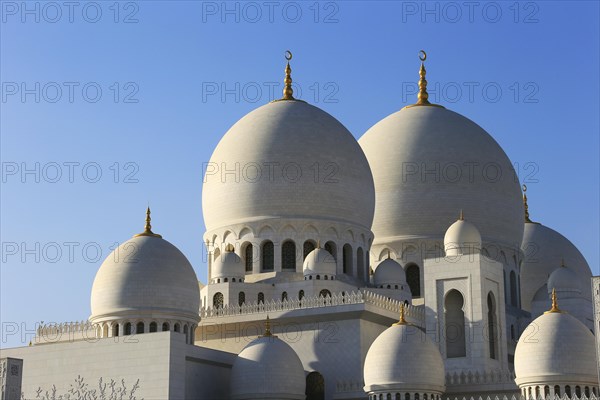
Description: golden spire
xmin=387 ymin=249 xmax=391 ymax=259
xmin=261 ymin=315 xmax=276 ymax=337
xmin=405 ymin=50 xmax=444 ymax=109
xmin=282 ymin=50 xmax=294 ymax=100
xmin=225 ymin=243 xmax=235 ymax=252
xmin=134 ymin=207 xmax=162 ymax=238
xmin=545 ymin=288 xmax=562 ymax=314
xmin=459 ymin=209 xmax=464 ymax=221
xmin=316 ymin=240 xmax=321 ymax=249
xmin=522 ymin=184 xmax=534 ymax=223
xmin=393 ymin=304 xmax=409 ymax=326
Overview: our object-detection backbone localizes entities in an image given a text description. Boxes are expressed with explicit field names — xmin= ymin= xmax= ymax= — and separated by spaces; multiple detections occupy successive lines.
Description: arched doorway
xmin=306 ymin=371 xmax=325 ymax=400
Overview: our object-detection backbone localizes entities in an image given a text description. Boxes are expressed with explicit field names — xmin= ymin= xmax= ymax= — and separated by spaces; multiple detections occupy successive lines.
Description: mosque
xmin=1 ymin=51 xmax=598 ymax=400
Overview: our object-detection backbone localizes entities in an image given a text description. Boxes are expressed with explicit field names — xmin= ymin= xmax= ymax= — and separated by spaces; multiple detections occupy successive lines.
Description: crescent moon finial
xmin=285 ymin=50 xmax=292 ymax=61
xmin=419 ymin=50 xmax=427 ymax=62
xmin=522 ymin=184 xmax=527 ymax=192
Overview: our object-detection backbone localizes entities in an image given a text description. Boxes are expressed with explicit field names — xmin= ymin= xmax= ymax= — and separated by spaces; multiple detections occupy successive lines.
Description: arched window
xmin=406 ymin=263 xmax=421 ymax=297
xmin=357 ymin=247 xmax=365 ymax=281
xmin=575 ymin=386 xmax=582 ymax=397
xmin=244 ymin=243 xmax=253 ymax=272
xmin=305 ymin=371 xmax=325 ymax=400
xmin=510 ymin=270 xmax=518 ymax=307
xmin=213 ymin=247 xmax=221 ymax=263
xmin=405 ymin=394 xmax=410 ymax=400
xmin=565 ymin=386 xmax=572 ymax=397
xmin=282 ymin=241 xmax=296 ymax=270
xmin=544 ymin=386 xmax=550 ymax=397
xmin=445 ymin=289 xmax=466 ymax=358
xmin=238 ymin=291 xmax=245 ymax=306
xmin=213 ymin=292 xmax=224 ymax=309
xmin=299 ymin=290 xmax=305 ymax=300
xmin=149 ymin=322 xmax=157 ymax=333
xmin=488 ymin=292 xmax=498 ymax=359
xmin=585 ymin=387 xmax=590 ymax=397
xmin=343 ymin=244 xmax=352 ymax=274
xmin=102 ymin=324 xmax=108 ymax=338
xmin=258 ymin=292 xmax=264 ymax=304
xmin=136 ymin=322 xmax=144 ymax=334
xmin=282 ymin=291 xmax=288 ymax=301
xmin=174 ymin=323 xmax=180 ymax=333
xmin=554 ymin=386 xmax=561 ymax=397
xmin=319 ymin=289 xmax=331 ymax=298
xmin=303 ymin=240 xmax=316 ymax=260
xmin=162 ymin=322 xmax=169 ymax=332
xmin=262 ymin=241 xmax=274 ymax=271
xmin=324 ymin=241 xmax=337 ymax=261
xmin=125 ymin=322 xmax=132 ymax=335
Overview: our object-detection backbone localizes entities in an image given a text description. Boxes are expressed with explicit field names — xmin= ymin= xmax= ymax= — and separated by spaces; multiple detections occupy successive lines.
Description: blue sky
xmin=1 ymin=1 xmax=598 ymax=348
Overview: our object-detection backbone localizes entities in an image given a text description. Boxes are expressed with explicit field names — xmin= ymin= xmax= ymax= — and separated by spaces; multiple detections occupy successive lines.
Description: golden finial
xmin=261 ymin=315 xmax=276 ymax=337
xmin=282 ymin=50 xmax=294 ymax=100
xmin=387 ymin=249 xmax=391 ymax=259
xmin=405 ymin=50 xmax=444 ymax=109
xmin=522 ymin=184 xmax=533 ymax=223
xmin=545 ymin=288 xmax=562 ymax=314
xmin=393 ymin=304 xmax=408 ymax=325
xmin=459 ymin=209 xmax=464 ymax=221
xmin=134 ymin=207 xmax=162 ymax=238
xmin=316 ymin=240 xmax=321 ymax=249
xmin=225 ymin=243 xmax=235 ymax=252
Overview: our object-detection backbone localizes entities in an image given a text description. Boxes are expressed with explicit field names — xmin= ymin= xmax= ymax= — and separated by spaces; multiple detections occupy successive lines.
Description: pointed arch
xmin=405 ymin=263 xmax=421 ymax=297
xmin=303 ymin=240 xmax=316 ymax=260
xmin=444 ymin=289 xmax=466 ymax=358
xmin=342 ymin=244 xmax=353 ymax=274
xmin=487 ymin=292 xmax=498 ymax=359
xmin=325 ymin=226 xmax=339 ymax=239
xmin=257 ymin=225 xmax=275 ymax=237
xmin=306 ymin=371 xmax=325 ymax=400
xmin=261 ymin=241 xmax=274 ymax=271
xmin=222 ymin=230 xmax=233 ymax=244
xmin=281 ymin=240 xmax=296 ymax=270
xmin=324 ymin=241 xmax=337 ymax=261
xmin=302 ymin=224 xmax=319 ymax=236
xmin=238 ymin=226 xmax=253 ymax=239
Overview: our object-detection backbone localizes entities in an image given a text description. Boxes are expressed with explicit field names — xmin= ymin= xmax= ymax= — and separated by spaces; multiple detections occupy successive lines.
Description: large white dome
xmin=520 ymin=222 xmax=592 ymax=311
xmin=230 ymin=329 xmax=305 ymax=399
xmin=515 ymin=309 xmax=598 ymax=388
xmin=90 ymin=235 xmax=200 ymax=322
xmin=203 ymin=100 xmax=375 ymax=231
xmin=359 ymin=106 xmax=524 ymax=248
xmin=364 ymin=315 xmax=445 ymax=395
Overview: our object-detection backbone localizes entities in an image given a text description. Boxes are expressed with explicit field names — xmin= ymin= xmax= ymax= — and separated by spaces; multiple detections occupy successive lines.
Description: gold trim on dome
xmin=404 ymin=50 xmax=445 ymax=109
xmin=261 ymin=315 xmax=277 ymax=337
xmin=393 ymin=304 xmax=409 ymax=326
xmin=133 ymin=207 xmax=162 ymax=238
xmin=544 ymin=288 xmax=563 ymax=314
xmin=271 ymin=50 xmax=306 ymax=103
xmin=522 ymin=184 xmax=539 ymax=224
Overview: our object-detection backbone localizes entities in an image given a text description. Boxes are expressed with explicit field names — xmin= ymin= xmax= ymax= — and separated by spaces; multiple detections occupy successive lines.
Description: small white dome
xmin=547 ymin=265 xmax=581 ymax=297
xmin=521 ymin=222 xmax=592 ymax=311
xmin=303 ymin=248 xmax=336 ymax=277
xmin=515 ymin=309 xmax=598 ymax=388
xmin=444 ymin=216 xmax=482 ymax=257
xmin=212 ymin=247 xmax=244 ymax=281
xmin=90 ymin=235 xmax=200 ymax=323
xmin=231 ymin=331 xmax=305 ymax=399
xmin=373 ymin=258 xmax=407 ymax=287
xmin=364 ymin=318 xmax=445 ymax=395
